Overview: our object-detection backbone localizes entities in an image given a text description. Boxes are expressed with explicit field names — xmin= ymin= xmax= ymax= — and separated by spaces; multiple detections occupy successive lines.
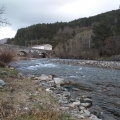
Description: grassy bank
xmin=0 ymin=67 xmax=74 ymax=120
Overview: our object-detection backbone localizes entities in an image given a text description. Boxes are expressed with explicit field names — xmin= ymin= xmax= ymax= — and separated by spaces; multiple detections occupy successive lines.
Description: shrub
xmin=0 ymin=47 xmax=15 ymax=64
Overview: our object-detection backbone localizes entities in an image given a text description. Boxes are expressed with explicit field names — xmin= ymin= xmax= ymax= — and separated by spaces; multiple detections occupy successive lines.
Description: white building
xmin=32 ymin=44 xmax=52 ymax=50
xmin=44 ymin=44 xmax=52 ymax=50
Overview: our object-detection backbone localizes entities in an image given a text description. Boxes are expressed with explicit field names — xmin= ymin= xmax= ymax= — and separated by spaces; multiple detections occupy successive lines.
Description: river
xmin=10 ymin=58 xmax=120 ymax=120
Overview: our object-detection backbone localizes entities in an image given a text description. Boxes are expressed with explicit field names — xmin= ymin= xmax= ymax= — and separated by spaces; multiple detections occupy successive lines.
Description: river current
xmin=10 ymin=58 xmax=120 ymax=120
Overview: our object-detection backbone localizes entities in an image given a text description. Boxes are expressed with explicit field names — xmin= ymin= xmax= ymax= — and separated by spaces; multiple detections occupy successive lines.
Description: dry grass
xmin=16 ymin=108 xmax=59 ymax=120
xmin=0 ymin=47 xmax=16 ymax=64
xmin=0 ymin=77 xmax=57 ymax=119
xmin=0 ymin=67 xmax=74 ymax=120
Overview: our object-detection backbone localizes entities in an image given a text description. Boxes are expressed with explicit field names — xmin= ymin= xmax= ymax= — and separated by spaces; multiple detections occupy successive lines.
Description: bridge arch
xmin=41 ymin=52 xmax=49 ymax=58
xmin=17 ymin=51 xmax=28 ymax=57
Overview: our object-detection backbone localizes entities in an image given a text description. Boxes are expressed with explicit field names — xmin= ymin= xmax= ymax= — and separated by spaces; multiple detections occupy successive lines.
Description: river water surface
xmin=10 ymin=58 xmax=120 ymax=120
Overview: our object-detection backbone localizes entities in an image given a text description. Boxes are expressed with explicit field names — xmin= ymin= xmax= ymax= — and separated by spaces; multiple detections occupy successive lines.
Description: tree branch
xmin=0 ymin=6 xmax=10 ymax=27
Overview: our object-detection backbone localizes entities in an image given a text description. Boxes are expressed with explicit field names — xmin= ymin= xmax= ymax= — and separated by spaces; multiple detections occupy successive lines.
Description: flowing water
xmin=10 ymin=58 xmax=120 ymax=120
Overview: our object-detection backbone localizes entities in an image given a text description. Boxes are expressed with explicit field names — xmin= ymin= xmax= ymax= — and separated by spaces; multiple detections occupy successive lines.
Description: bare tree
xmin=0 ymin=6 xmax=10 ymax=26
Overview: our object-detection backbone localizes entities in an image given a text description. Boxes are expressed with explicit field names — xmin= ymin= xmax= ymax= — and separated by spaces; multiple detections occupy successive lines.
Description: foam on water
xmin=24 ymin=63 xmax=58 ymax=70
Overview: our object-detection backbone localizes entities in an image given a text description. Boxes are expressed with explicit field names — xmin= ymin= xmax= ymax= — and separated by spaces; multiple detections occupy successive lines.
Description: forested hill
xmin=7 ymin=9 xmax=120 ymax=59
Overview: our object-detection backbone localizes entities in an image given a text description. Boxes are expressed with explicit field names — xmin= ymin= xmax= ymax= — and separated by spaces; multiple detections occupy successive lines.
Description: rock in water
xmin=53 ymin=77 xmax=65 ymax=87
xmin=39 ymin=74 xmax=49 ymax=81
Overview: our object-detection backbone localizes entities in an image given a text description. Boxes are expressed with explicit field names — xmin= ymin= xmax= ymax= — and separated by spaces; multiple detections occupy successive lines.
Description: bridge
xmin=0 ymin=44 xmax=56 ymax=58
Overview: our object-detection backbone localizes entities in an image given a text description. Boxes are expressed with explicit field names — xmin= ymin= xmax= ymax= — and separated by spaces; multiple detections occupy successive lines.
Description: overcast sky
xmin=0 ymin=0 xmax=119 ymax=39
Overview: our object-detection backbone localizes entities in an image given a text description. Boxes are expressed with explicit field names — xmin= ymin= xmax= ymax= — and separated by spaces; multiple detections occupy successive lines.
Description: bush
xmin=0 ymin=47 xmax=15 ymax=64
xmin=110 ymin=55 xmax=120 ymax=61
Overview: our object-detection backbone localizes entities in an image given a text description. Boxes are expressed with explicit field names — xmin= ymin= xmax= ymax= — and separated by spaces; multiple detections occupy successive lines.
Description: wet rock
xmin=27 ymin=74 xmax=35 ymax=79
xmin=80 ymin=110 xmax=84 ymax=114
xmin=33 ymin=77 xmax=39 ymax=80
xmin=0 ymin=71 xmax=8 ymax=75
xmin=59 ymin=100 xmax=68 ymax=104
xmin=18 ymin=73 xmax=25 ymax=79
xmin=73 ymin=114 xmax=85 ymax=119
xmin=45 ymin=88 xmax=53 ymax=93
xmin=83 ymin=109 xmax=91 ymax=117
xmin=47 ymin=80 xmax=55 ymax=87
xmin=47 ymin=75 xmax=53 ymax=80
xmin=0 ymin=79 xmax=5 ymax=87
xmin=63 ymin=91 xmax=71 ymax=98
xmin=88 ymin=114 xmax=102 ymax=120
xmin=63 ymin=85 xmax=73 ymax=91
xmin=81 ymin=103 xmax=91 ymax=108
xmin=70 ymin=109 xmax=79 ymax=114
xmin=79 ymin=97 xmax=92 ymax=108
xmin=69 ymin=98 xmax=75 ymax=102
xmin=40 ymin=82 xmax=51 ymax=88
xmin=53 ymin=77 xmax=65 ymax=87
xmin=79 ymin=106 xmax=86 ymax=110
xmin=39 ymin=74 xmax=49 ymax=81
xmin=84 ymin=98 xmax=92 ymax=103
xmin=72 ymin=87 xmax=79 ymax=91
xmin=69 ymin=101 xmax=80 ymax=108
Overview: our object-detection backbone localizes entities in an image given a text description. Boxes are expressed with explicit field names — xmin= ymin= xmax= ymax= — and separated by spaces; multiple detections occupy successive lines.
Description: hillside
xmin=6 ymin=9 xmax=120 ymax=59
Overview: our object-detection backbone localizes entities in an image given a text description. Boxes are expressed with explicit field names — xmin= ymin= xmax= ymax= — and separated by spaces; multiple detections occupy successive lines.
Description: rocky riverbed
xmin=10 ymin=58 xmax=120 ymax=120
xmin=26 ymin=73 xmax=103 ymax=120
xmin=1 ymin=73 xmax=102 ymax=120
xmin=0 ymin=68 xmax=102 ymax=120
xmin=49 ymin=59 xmax=120 ymax=70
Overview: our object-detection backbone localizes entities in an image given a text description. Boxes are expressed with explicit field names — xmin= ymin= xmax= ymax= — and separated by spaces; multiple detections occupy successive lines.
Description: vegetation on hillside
xmin=6 ymin=9 xmax=120 ymax=59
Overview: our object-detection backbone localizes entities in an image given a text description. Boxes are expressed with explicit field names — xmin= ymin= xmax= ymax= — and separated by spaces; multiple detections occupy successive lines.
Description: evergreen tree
xmin=91 ymin=22 xmax=112 ymax=56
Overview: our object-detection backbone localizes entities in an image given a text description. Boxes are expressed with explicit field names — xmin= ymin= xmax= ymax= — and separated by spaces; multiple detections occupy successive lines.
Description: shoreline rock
xmin=27 ymin=73 xmax=103 ymax=120
xmin=0 ymin=79 xmax=5 ymax=88
xmin=50 ymin=59 xmax=120 ymax=70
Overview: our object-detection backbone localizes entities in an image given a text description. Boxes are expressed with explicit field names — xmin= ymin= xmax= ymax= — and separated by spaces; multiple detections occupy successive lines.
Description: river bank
xmin=14 ymin=57 xmax=120 ymax=70
xmin=0 ymin=67 xmax=72 ymax=120
xmin=49 ymin=59 xmax=120 ymax=70
xmin=0 ymin=67 xmax=103 ymax=120
xmin=9 ymin=58 xmax=120 ymax=120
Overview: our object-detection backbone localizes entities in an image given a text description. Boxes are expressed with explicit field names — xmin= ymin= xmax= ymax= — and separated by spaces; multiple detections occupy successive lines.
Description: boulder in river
xmin=39 ymin=74 xmax=49 ymax=81
xmin=53 ymin=77 xmax=65 ymax=87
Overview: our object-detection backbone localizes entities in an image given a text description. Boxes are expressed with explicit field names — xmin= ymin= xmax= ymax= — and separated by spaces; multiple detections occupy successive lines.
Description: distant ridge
xmin=0 ymin=38 xmax=8 ymax=44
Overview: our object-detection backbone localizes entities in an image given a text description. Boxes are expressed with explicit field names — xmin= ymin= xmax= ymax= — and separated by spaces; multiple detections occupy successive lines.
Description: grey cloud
xmin=0 ymin=0 xmax=74 ymax=30
xmin=0 ymin=0 xmax=120 ymax=32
